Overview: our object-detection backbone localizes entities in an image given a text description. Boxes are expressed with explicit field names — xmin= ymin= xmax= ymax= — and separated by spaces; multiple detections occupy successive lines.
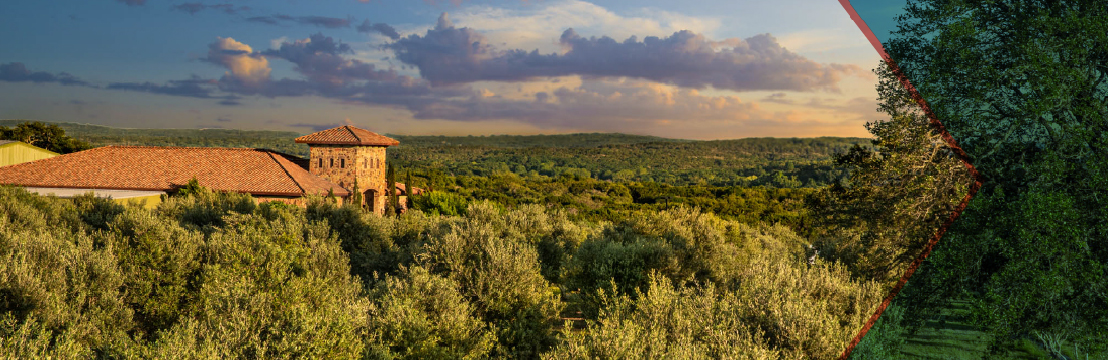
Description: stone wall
xmin=308 ymin=144 xmax=388 ymax=214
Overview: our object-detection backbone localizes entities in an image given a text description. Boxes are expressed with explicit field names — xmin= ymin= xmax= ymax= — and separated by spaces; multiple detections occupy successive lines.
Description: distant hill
xmin=0 ymin=120 xmax=309 ymax=156
xmin=0 ymin=120 xmax=871 ymax=187
xmin=391 ymin=133 xmax=695 ymax=148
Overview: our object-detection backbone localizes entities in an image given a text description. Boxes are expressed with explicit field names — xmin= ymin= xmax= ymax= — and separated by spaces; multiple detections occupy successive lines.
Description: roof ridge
xmin=345 ymin=125 xmax=364 ymax=143
xmin=266 ymin=152 xmax=307 ymax=195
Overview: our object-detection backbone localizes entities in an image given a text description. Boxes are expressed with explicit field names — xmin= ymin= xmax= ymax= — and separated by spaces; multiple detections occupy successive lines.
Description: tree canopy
xmin=882 ymin=0 xmax=1108 ymax=355
xmin=0 ymin=121 xmax=91 ymax=154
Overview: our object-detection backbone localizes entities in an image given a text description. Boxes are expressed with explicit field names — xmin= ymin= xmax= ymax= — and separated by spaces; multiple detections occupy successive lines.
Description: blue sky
xmin=0 ymin=0 xmax=886 ymax=139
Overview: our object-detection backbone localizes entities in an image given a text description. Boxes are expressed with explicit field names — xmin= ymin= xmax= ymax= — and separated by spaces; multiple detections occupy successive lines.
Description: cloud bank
xmin=387 ymin=13 xmax=862 ymax=92
xmin=0 ymin=62 xmax=89 ymax=86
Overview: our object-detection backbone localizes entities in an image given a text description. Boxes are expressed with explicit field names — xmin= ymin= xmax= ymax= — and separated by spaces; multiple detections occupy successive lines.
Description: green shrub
xmin=414 ymin=191 xmax=469 ymax=217
xmin=416 ymin=201 xmax=564 ymax=359
xmin=849 ymin=304 xmax=907 ymax=360
xmin=365 ymin=266 xmax=496 ymax=359
xmin=157 ymin=187 xmax=256 ymax=229
xmin=544 ymin=274 xmax=780 ymax=360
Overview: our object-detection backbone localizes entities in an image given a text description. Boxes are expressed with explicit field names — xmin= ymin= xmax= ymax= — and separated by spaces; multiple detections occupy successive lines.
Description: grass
xmin=852 ymin=300 xmax=1080 ymax=360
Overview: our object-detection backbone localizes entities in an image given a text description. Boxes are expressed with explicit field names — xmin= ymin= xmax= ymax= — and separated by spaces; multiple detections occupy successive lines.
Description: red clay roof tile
xmin=295 ymin=125 xmax=400 ymax=146
xmin=0 ymin=146 xmax=349 ymax=197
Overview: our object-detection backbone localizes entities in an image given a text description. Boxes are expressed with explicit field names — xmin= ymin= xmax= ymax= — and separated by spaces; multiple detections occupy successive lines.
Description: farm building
xmin=0 ymin=125 xmax=419 ymax=215
xmin=0 ymin=140 xmax=58 ymax=167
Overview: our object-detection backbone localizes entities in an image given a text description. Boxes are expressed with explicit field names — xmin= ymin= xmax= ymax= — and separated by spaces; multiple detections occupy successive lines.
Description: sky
xmin=0 ymin=0 xmax=885 ymax=140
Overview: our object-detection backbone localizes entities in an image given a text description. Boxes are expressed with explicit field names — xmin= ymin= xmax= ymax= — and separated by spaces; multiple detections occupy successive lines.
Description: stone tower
xmin=295 ymin=125 xmax=399 ymax=214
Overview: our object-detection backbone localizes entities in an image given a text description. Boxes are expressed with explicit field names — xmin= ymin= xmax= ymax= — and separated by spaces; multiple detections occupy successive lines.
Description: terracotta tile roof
xmin=394 ymin=183 xmax=424 ymax=196
xmin=295 ymin=125 xmax=400 ymax=146
xmin=0 ymin=146 xmax=349 ymax=197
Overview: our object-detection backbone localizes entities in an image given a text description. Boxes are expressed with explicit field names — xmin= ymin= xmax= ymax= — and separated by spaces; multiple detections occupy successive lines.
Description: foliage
xmin=365 ymin=266 xmax=497 ymax=360
xmin=0 ymin=186 xmax=370 ymax=358
xmin=386 ymin=163 xmax=398 ymax=217
xmin=0 ymin=121 xmax=92 ymax=154
xmin=884 ymin=0 xmax=1108 ymax=352
xmin=413 ymin=191 xmax=469 ymax=217
xmin=9 ymin=119 xmax=867 ymax=188
xmin=848 ymin=304 xmax=908 ymax=360
xmin=548 ymin=254 xmax=884 ymax=360
xmin=809 ymin=60 xmax=973 ymax=282
xmin=0 ymin=177 xmax=892 ymax=359
xmin=414 ymin=202 xmax=565 ymax=359
xmin=434 ymin=173 xmax=815 ymax=235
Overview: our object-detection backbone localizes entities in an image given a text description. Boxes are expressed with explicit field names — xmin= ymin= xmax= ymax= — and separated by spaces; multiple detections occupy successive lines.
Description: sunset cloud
xmin=204 ymin=37 xmax=271 ymax=88
xmin=0 ymin=0 xmax=880 ymax=140
xmin=387 ymin=13 xmax=863 ymax=92
xmin=262 ymin=34 xmax=400 ymax=86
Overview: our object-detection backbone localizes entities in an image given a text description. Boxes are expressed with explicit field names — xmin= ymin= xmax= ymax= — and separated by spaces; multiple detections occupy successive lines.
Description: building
xmin=0 ymin=125 xmax=418 ymax=214
xmin=0 ymin=140 xmax=58 ymax=167
xmin=296 ymin=125 xmax=398 ymax=213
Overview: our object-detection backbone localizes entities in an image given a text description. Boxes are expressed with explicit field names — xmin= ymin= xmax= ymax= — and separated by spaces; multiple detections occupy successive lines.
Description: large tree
xmin=882 ymin=0 xmax=1108 ymax=355
xmin=0 ymin=121 xmax=92 ymax=154
xmin=811 ymin=60 xmax=972 ymax=284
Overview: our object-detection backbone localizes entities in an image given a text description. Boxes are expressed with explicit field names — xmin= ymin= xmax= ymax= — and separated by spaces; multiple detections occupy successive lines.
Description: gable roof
xmin=295 ymin=125 xmax=400 ymax=146
xmin=0 ymin=146 xmax=349 ymax=197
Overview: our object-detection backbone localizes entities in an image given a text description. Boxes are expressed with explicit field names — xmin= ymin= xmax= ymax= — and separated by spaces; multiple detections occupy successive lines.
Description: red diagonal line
xmin=838 ymin=1 xmax=985 ymax=359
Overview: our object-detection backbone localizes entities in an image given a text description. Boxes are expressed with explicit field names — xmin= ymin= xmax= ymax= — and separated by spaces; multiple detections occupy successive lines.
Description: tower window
xmin=341 ymin=159 xmax=345 ymax=168
xmin=330 ymin=158 xmax=334 ymax=167
xmin=318 ymin=159 xmax=323 ymax=168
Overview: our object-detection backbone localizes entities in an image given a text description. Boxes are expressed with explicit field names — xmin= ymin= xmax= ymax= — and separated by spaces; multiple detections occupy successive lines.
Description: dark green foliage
xmin=170 ymin=178 xmax=205 ymax=198
xmin=350 ymin=179 xmax=363 ymax=209
xmin=412 ymin=191 xmax=468 ymax=217
xmin=883 ymin=0 xmax=1108 ymax=353
xmin=386 ymin=164 xmax=398 ymax=217
xmin=849 ymin=304 xmax=908 ymax=360
xmin=810 ymin=61 xmax=973 ymax=282
xmin=434 ymin=173 xmax=814 ymax=234
xmin=0 ymin=121 xmax=92 ymax=154
xmin=305 ymin=198 xmax=420 ymax=282
xmin=405 ymin=170 xmax=413 ymax=210
xmin=415 ymin=202 xmax=565 ymax=359
xmin=71 ymin=193 xmax=125 ymax=231
xmin=158 ymin=185 xmax=256 ymax=229
xmin=365 ymin=266 xmax=496 ymax=359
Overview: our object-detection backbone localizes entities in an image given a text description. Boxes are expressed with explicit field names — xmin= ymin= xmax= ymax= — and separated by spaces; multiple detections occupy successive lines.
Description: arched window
xmin=341 ymin=158 xmax=345 ymax=168
xmin=330 ymin=158 xmax=334 ymax=167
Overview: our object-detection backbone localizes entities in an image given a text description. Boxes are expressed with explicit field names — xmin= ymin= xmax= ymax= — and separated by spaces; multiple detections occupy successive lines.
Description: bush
xmin=157 ymin=187 xmax=256 ymax=229
xmin=365 ymin=266 xmax=496 ymax=359
xmin=545 ymin=274 xmax=780 ymax=360
xmin=416 ymin=201 xmax=564 ymax=359
xmin=849 ymin=304 xmax=907 ymax=360
xmin=413 ymin=191 xmax=468 ymax=217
